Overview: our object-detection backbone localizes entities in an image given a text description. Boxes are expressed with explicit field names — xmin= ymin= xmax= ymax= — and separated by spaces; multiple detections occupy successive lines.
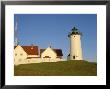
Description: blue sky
xmin=14 ymin=14 xmax=97 ymax=62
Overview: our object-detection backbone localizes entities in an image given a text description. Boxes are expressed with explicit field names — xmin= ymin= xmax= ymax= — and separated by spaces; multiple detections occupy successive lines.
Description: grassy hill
xmin=14 ymin=60 xmax=97 ymax=76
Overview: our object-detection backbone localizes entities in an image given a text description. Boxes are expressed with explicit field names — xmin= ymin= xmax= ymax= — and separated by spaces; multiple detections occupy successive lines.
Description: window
xmin=28 ymin=60 xmax=30 ymax=62
xmin=19 ymin=59 xmax=21 ymax=62
xmin=73 ymin=56 xmax=75 ymax=59
xmin=76 ymin=32 xmax=78 ymax=34
xmin=20 ymin=53 xmax=23 ymax=56
xmin=15 ymin=53 xmax=17 ymax=56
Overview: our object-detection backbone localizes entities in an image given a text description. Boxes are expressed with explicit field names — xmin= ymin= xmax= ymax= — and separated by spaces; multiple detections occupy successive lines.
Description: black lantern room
xmin=68 ymin=27 xmax=82 ymax=37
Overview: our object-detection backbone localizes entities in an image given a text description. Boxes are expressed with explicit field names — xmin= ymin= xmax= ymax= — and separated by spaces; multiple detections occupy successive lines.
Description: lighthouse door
xmin=73 ymin=56 xmax=75 ymax=59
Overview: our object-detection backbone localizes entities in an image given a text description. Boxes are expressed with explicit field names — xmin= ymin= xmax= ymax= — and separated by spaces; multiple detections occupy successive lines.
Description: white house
xmin=14 ymin=45 xmax=63 ymax=65
xmin=40 ymin=46 xmax=63 ymax=62
xmin=14 ymin=45 xmax=39 ymax=65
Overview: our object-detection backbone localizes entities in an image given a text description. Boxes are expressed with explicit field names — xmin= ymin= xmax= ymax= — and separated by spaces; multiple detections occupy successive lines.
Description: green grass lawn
xmin=14 ymin=60 xmax=97 ymax=76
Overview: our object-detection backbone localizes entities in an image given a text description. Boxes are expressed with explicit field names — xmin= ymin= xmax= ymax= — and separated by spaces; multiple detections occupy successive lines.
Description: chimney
xmin=49 ymin=43 xmax=52 ymax=48
xmin=31 ymin=44 xmax=34 ymax=49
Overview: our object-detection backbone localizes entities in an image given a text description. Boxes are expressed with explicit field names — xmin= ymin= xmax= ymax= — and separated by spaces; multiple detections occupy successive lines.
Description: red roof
xmin=40 ymin=49 xmax=63 ymax=56
xmin=14 ymin=46 xmax=39 ymax=55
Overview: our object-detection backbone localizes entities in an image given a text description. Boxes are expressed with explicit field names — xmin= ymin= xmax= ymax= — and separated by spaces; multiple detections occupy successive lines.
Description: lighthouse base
xmin=67 ymin=56 xmax=83 ymax=60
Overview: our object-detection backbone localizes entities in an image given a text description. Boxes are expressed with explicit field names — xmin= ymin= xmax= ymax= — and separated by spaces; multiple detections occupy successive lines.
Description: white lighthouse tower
xmin=68 ymin=27 xmax=83 ymax=60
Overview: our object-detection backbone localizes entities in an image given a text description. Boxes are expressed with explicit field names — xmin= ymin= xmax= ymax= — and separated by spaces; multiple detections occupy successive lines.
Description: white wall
xmin=27 ymin=55 xmax=39 ymax=57
xmin=14 ymin=58 xmax=64 ymax=65
xmin=14 ymin=45 xmax=28 ymax=65
xmin=41 ymin=47 xmax=57 ymax=59
xmin=70 ymin=35 xmax=83 ymax=60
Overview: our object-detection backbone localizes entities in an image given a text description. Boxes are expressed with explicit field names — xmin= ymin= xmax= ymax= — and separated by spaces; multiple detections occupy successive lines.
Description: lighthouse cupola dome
xmin=68 ymin=27 xmax=82 ymax=37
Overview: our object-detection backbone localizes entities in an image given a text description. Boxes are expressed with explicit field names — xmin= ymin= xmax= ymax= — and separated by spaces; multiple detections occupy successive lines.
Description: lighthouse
xmin=68 ymin=27 xmax=83 ymax=60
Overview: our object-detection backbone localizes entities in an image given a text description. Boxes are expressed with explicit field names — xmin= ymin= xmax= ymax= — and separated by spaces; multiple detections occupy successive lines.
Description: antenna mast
xmin=14 ymin=17 xmax=19 ymax=46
